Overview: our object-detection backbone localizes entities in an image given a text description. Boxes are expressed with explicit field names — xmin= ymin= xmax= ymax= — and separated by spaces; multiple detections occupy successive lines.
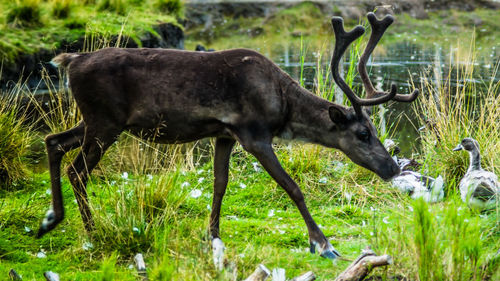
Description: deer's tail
xmin=50 ymin=53 xmax=80 ymax=69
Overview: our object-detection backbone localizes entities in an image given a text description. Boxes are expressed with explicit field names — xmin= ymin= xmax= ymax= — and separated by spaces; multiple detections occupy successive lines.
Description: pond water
xmin=249 ymin=40 xmax=500 ymax=155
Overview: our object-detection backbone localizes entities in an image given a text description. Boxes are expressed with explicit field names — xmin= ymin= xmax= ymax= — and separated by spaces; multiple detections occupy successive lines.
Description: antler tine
xmin=330 ymin=17 xmax=397 ymax=116
xmin=359 ymin=12 xmax=420 ymax=102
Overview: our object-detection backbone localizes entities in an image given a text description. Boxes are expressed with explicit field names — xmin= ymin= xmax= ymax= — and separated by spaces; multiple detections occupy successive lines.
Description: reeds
xmin=0 ymin=80 xmax=34 ymax=188
xmin=415 ymin=36 xmax=500 ymax=187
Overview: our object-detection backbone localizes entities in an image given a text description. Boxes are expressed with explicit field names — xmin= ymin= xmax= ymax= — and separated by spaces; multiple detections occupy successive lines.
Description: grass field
xmin=0 ymin=2 xmax=499 ymax=280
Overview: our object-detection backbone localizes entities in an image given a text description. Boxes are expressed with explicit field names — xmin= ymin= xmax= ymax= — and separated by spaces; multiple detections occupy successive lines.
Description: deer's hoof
xmin=310 ymin=241 xmax=341 ymax=260
xmin=212 ymin=238 xmax=225 ymax=271
xmin=36 ymin=209 xmax=60 ymax=238
xmin=320 ymin=249 xmax=341 ymax=260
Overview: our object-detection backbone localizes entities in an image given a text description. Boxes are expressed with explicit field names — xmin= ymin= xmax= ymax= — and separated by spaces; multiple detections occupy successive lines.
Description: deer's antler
xmin=330 ymin=17 xmax=397 ymax=117
xmin=358 ymin=12 xmax=419 ymax=102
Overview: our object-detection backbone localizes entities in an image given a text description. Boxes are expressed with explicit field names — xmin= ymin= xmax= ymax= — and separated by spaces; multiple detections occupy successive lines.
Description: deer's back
xmin=66 ymin=47 xmax=290 ymax=143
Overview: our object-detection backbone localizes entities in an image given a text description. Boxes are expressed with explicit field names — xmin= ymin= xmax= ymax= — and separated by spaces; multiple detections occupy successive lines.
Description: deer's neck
xmin=467 ymin=149 xmax=482 ymax=172
xmin=280 ymin=82 xmax=338 ymax=148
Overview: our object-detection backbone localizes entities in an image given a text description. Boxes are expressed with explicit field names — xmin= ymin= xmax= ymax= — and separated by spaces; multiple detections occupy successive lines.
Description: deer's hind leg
xmin=66 ymin=126 xmax=121 ymax=233
xmin=38 ymin=121 xmax=85 ymax=237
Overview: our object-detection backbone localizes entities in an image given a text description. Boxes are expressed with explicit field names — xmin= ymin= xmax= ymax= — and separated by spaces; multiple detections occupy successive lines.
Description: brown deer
xmin=38 ymin=13 xmax=418 ymax=260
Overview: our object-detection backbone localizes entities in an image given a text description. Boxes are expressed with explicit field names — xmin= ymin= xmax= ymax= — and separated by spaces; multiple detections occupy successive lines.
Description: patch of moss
xmin=0 ymin=0 xmax=182 ymax=63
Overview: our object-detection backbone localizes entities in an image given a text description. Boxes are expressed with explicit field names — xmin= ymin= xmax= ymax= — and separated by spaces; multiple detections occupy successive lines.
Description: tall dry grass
xmin=414 ymin=37 xmax=500 ymax=188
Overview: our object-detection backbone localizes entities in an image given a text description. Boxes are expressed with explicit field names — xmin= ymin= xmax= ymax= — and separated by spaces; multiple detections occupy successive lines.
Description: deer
xmin=37 ymin=13 xmax=419 ymax=261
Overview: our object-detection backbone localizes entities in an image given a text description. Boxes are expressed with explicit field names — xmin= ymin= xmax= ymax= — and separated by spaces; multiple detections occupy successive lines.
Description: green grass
xmin=0 ymin=0 xmax=182 ymax=62
xmin=0 ymin=87 xmax=34 ymax=188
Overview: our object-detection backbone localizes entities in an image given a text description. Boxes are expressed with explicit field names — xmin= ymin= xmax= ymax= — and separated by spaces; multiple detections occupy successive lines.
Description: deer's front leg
xmin=210 ymin=137 xmax=235 ymax=270
xmin=242 ymin=139 xmax=341 ymax=259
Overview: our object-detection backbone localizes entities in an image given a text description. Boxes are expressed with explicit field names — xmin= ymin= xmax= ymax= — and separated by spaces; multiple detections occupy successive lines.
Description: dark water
xmin=260 ymin=41 xmax=500 ymax=155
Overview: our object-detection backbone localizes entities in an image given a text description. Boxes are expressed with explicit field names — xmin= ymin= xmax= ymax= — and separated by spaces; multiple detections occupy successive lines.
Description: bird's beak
xmin=453 ymin=144 xmax=463 ymax=151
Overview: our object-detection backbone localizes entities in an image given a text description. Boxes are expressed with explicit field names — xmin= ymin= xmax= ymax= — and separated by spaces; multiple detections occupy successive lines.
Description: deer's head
xmin=329 ymin=13 xmax=419 ymax=180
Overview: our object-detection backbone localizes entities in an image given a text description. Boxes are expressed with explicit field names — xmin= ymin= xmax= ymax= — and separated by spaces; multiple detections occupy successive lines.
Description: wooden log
xmin=9 ymin=269 xmax=22 ymax=280
xmin=271 ymin=268 xmax=286 ymax=281
xmin=244 ymin=264 xmax=271 ymax=281
xmin=334 ymin=247 xmax=392 ymax=281
xmin=43 ymin=271 xmax=60 ymax=281
xmin=290 ymin=271 xmax=316 ymax=281
xmin=134 ymin=253 xmax=149 ymax=280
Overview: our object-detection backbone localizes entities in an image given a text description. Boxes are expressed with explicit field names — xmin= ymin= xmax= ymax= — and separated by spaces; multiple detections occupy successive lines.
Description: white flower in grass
xmin=227 ymin=215 xmax=239 ymax=221
xmin=239 ymin=253 xmax=245 ymax=258
xmin=345 ymin=192 xmax=353 ymax=202
xmin=147 ymin=174 xmax=153 ymax=180
xmin=207 ymin=204 xmax=211 ymax=211
xmin=252 ymin=162 xmax=261 ymax=172
xmin=121 ymin=172 xmax=129 ymax=180
xmin=382 ymin=217 xmax=390 ymax=224
xmin=278 ymin=229 xmax=285 ymax=234
xmin=198 ymin=177 xmax=205 ymax=183
xmin=45 ymin=189 xmax=51 ymax=195
xmin=190 ymin=189 xmax=202 ymax=198
xmin=239 ymin=183 xmax=246 ymax=189
xmin=408 ymin=206 xmax=414 ymax=212
xmin=197 ymin=169 xmax=204 ymax=175
xmin=268 ymin=209 xmax=275 ymax=217
xmin=318 ymin=177 xmax=328 ymax=184
xmin=24 ymin=226 xmax=32 ymax=233
xmin=37 ymin=250 xmax=46 ymax=258
xmin=181 ymin=181 xmax=190 ymax=188
xmin=132 ymin=226 xmax=141 ymax=234
xmin=82 ymin=242 xmax=94 ymax=251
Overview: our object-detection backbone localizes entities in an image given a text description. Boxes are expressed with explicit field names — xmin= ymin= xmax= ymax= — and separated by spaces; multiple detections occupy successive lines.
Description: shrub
xmin=0 ymin=93 xmax=33 ymax=188
xmin=98 ymin=0 xmax=128 ymax=15
xmin=51 ymin=0 xmax=72 ymax=19
xmin=6 ymin=0 xmax=42 ymax=27
xmin=154 ymin=0 xmax=183 ymax=17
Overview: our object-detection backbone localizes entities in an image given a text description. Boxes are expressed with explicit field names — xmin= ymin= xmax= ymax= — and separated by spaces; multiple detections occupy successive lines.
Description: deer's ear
xmin=328 ymin=106 xmax=348 ymax=125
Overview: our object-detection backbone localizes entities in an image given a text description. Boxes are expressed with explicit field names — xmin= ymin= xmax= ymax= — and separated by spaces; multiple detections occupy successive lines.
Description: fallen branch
xmin=271 ymin=268 xmax=286 ymax=281
xmin=290 ymin=271 xmax=316 ymax=281
xmin=244 ymin=264 xmax=271 ymax=281
xmin=334 ymin=247 xmax=392 ymax=281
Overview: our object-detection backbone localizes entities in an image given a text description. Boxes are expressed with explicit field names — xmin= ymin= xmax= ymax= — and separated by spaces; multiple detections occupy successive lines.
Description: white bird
xmin=392 ymin=172 xmax=444 ymax=203
xmin=383 ymin=139 xmax=444 ymax=202
xmin=453 ymin=138 xmax=499 ymax=211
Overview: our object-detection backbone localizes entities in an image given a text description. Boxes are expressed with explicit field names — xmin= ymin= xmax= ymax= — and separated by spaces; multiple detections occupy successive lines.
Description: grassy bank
xmin=0 ymin=0 xmax=182 ymax=62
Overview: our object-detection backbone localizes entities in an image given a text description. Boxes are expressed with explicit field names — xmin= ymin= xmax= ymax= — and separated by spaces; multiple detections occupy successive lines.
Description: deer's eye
xmin=357 ymin=130 xmax=370 ymax=141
